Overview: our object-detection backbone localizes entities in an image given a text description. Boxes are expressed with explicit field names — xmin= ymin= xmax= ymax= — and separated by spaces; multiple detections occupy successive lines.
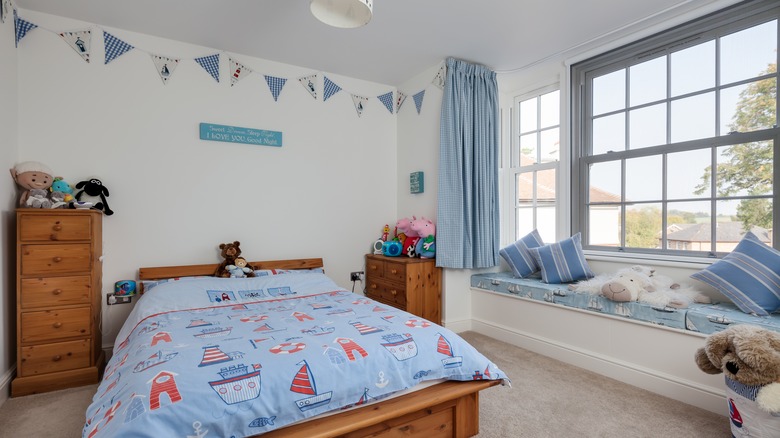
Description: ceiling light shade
xmin=310 ymin=0 xmax=373 ymax=28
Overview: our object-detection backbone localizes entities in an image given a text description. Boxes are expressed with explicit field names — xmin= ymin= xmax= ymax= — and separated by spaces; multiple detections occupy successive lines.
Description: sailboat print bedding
xmin=83 ymin=271 xmax=508 ymax=437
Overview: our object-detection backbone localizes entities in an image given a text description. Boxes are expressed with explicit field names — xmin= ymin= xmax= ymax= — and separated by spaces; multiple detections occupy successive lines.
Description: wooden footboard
xmin=260 ymin=380 xmax=499 ymax=438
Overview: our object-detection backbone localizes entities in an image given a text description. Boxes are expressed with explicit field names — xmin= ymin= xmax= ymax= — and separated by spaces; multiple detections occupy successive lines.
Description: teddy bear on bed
xmin=214 ymin=241 xmax=256 ymax=278
xmin=695 ymin=324 xmax=780 ymax=436
xmin=569 ymin=265 xmax=710 ymax=308
xmin=226 ymin=257 xmax=254 ymax=278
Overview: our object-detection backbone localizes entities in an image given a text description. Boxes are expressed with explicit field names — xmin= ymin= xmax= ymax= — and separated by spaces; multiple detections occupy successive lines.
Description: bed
xmin=83 ymin=258 xmax=507 ymax=438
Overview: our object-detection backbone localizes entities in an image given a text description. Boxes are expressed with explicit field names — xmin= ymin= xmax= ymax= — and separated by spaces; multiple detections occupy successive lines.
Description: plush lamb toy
xmin=695 ymin=324 xmax=780 ymax=436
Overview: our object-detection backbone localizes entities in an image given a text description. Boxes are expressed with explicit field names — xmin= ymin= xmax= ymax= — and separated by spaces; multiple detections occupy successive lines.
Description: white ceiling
xmin=16 ymin=0 xmax=727 ymax=86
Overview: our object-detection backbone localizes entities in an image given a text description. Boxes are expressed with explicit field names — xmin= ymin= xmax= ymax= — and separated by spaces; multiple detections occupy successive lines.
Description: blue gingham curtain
xmin=436 ymin=58 xmax=500 ymax=269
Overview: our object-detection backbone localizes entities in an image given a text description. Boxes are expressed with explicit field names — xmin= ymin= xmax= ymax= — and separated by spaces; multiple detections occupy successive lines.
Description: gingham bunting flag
xmin=264 ymin=75 xmax=287 ymax=101
xmin=323 ymin=76 xmax=342 ymax=101
xmin=413 ymin=90 xmax=426 ymax=114
xmin=59 ymin=30 xmax=91 ymax=63
xmin=229 ymin=57 xmax=252 ymax=87
xmin=396 ymin=91 xmax=407 ymax=113
xmin=377 ymin=91 xmax=394 ymax=114
xmin=432 ymin=64 xmax=446 ymax=90
xmin=14 ymin=13 xmax=37 ymax=48
xmin=103 ymin=31 xmax=134 ymax=64
xmin=151 ymin=54 xmax=180 ymax=85
xmin=195 ymin=54 xmax=220 ymax=83
xmin=298 ymin=74 xmax=318 ymax=100
xmin=351 ymin=94 xmax=369 ymax=117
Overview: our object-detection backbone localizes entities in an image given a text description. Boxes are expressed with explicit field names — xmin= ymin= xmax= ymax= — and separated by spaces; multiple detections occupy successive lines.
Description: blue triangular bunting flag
xmin=103 ymin=31 xmax=134 ymax=65
xmin=14 ymin=14 xmax=37 ymax=47
xmin=323 ymin=77 xmax=342 ymax=102
xmin=378 ymin=92 xmax=394 ymax=114
xmin=264 ymin=75 xmax=287 ymax=102
xmin=195 ymin=54 xmax=220 ymax=83
xmin=413 ymin=90 xmax=426 ymax=114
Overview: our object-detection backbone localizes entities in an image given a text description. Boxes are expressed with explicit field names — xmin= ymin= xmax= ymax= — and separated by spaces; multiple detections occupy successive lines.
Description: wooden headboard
xmin=138 ymin=258 xmax=324 ymax=280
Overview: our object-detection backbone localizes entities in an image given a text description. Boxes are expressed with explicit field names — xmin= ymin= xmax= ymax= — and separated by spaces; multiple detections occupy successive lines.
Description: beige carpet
xmin=0 ymin=332 xmax=730 ymax=437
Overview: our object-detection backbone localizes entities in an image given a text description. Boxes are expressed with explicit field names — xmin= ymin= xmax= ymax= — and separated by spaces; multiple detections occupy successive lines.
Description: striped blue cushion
xmin=528 ymin=233 xmax=594 ymax=284
xmin=500 ymin=230 xmax=545 ymax=277
xmin=690 ymin=231 xmax=780 ymax=316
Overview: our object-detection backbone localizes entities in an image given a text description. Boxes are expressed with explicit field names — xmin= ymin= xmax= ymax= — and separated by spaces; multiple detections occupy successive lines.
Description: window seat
xmin=470 ymin=272 xmax=780 ymax=335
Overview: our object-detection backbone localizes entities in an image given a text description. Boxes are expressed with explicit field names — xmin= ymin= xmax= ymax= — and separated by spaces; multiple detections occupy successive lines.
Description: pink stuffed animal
xmin=410 ymin=217 xmax=435 ymax=238
xmin=411 ymin=217 xmax=436 ymax=258
xmin=395 ymin=216 xmax=419 ymax=237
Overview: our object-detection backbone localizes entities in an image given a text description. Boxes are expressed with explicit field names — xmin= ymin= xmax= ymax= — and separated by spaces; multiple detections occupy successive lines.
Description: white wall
xmin=0 ymin=8 xmax=19 ymax=406
xmin=15 ymin=10 xmax=398 ymax=347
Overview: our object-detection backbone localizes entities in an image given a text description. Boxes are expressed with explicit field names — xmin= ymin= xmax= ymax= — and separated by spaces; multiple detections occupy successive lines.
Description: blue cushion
xmin=528 ymin=233 xmax=594 ymax=284
xmin=690 ymin=231 xmax=780 ymax=316
xmin=499 ymin=229 xmax=545 ymax=277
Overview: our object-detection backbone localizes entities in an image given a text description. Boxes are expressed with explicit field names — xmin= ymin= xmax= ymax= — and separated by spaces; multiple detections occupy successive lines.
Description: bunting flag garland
xmin=351 ymin=94 xmax=369 ymax=117
xmin=59 ymin=30 xmax=91 ymax=63
xmin=413 ymin=90 xmax=426 ymax=114
xmin=151 ymin=54 xmax=180 ymax=84
xmin=264 ymin=75 xmax=287 ymax=101
xmin=103 ymin=31 xmax=134 ymax=64
xmin=229 ymin=57 xmax=252 ymax=87
xmin=377 ymin=91 xmax=394 ymax=114
xmin=298 ymin=74 xmax=318 ymax=100
xmin=432 ymin=64 xmax=446 ymax=90
xmin=14 ymin=13 xmax=37 ymax=47
xmin=396 ymin=91 xmax=407 ymax=113
xmin=323 ymin=76 xmax=342 ymax=102
xmin=194 ymin=54 xmax=220 ymax=83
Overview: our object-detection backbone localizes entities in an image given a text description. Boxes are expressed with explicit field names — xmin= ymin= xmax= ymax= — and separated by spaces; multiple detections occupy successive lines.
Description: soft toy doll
xmin=410 ymin=217 xmax=436 ymax=258
xmin=695 ymin=324 xmax=780 ymax=436
xmin=9 ymin=161 xmax=54 ymax=207
xmin=26 ymin=188 xmax=52 ymax=208
xmin=214 ymin=241 xmax=256 ymax=278
xmin=226 ymin=257 xmax=254 ymax=278
xmin=50 ymin=177 xmax=74 ymax=204
xmin=395 ymin=216 xmax=420 ymax=257
xmin=74 ymin=178 xmax=113 ymax=215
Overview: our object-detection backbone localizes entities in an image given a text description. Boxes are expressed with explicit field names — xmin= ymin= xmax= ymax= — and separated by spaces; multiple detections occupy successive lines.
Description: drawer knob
xmin=370 ymin=284 xmax=377 ymax=290
xmin=53 ymin=257 xmax=63 ymax=263
xmin=390 ymin=290 xmax=398 ymax=296
xmin=52 ymin=289 xmax=62 ymax=295
xmin=370 ymin=265 xmax=377 ymax=270
xmin=53 ymin=225 xmax=62 ymax=231
xmin=391 ymin=269 xmax=398 ymax=274
xmin=53 ymin=322 xmax=62 ymax=329
xmin=52 ymin=355 xmax=62 ymax=362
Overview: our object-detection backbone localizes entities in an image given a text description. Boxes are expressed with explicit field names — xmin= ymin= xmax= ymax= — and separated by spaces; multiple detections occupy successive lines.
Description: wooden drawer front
xmin=21 ymin=276 xmax=91 ymax=309
xmin=21 ymin=307 xmax=91 ymax=343
xmin=20 ymin=215 xmax=91 ymax=242
xmin=383 ymin=262 xmax=406 ymax=283
xmin=366 ymin=281 xmax=407 ymax=307
xmin=21 ymin=244 xmax=91 ymax=275
xmin=19 ymin=339 xmax=91 ymax=377
xmin=366 ymin=258 xmax=384 ymax=278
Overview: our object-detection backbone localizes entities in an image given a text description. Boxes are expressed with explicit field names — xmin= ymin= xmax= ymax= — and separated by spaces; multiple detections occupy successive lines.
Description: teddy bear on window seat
xmin=214 ymin=241 xmax=256 ymax=278
xmin=695 ymin=324 xmax=780 ymax=436
xmin=569 ymin=265 xmax=710 ymax=308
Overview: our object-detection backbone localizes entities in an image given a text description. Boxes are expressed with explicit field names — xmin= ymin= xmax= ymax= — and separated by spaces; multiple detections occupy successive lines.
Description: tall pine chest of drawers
xmin=12 ymin=209 xmax=105 ymax=396
xmin=364 ymin=254 xmax=442 ymax=325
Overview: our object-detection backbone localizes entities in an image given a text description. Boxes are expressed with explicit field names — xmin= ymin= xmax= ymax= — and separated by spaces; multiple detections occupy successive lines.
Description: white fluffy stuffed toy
xmin=569 ymin=265 xmax=711 ymax=308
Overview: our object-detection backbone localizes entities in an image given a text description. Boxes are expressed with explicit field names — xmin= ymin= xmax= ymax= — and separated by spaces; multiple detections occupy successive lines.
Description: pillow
xmin=254 ymin=267 xmax=325 ymax=276
xmin=500 ymin=229 xmax=545 ymax=277
xmin=690 ymin=231 xmax=780 ymax=316
xmin=139 ymin=276 xmax=211 ymax=294
xmin=528 ymin=233 xmax=594 ymax=284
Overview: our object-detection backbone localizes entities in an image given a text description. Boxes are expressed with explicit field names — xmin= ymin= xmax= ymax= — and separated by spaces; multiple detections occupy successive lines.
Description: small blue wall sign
xmin=199 ymin=123 xmax=282 ymax=147
xmin=410 ymin=171 xmax=424 ymax=194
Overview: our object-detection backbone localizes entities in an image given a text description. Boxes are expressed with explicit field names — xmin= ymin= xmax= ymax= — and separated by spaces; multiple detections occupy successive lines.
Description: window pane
xmin=629 ymin=103 xmax=666 ymax=149
xmin=720 ymin=78 xmax=777 ymax=134
xmin=716 ymin=140 xmax=774 ymax=197
xmin=717 ymin=199 xmax=773 ymax=251
xmin=671 ymin=40 xmax=715 ymax=97
xmin=667 ymin=149 xmax=711 ymax=200
xmin=671 ymin=92 xmax=715 ymax=143
xmin=630 ymin=56 xmax=667 ymax=106
xmin=540 ymin=90 xmax=560 ymax=129
xmin=519 ymin=97 xmax=537 ymax=133
xmin=589 ymin=205 xmax=621 ymax=247
xmin=516 ymin=207 xmax=534 ymax=240
xmin=667 ymin=201 xmax=711 ymax=251
xmin=589 ymin=161 xmax=621 ymax=203
xmin=537 ymin=168 xmax=556 ymax=202
xmin=626 ymin=155 xmax=662 ymax=201
xmin=519 ymin=133 xmax=537 ymax=165
xmin=625 ymin=204 xmax=661 ymax=249
xmin=720 ymin=20 xmax=778 ymax=85
xmin=536 ymin=207 xmax=557 ymax=243
xmin=592 ymin=113 xmax=626 ymax=155
xmin=516 ymin=172 xmax=534 ymax=205
xmin=540 ymin=128 xmax=560 ymax=162
xmin=593 ymin=69 xmax=626 ymax=115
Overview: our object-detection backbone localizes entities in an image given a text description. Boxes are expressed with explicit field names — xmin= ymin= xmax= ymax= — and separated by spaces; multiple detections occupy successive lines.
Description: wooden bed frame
xmin=137 ymin=258 xmax=499 ymax=438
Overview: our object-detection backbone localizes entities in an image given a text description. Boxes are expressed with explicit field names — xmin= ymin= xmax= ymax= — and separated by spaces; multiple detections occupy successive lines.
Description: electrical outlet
xmin=350 ymin=271 xmax=364 ymax=282
xmin=107 ymin=293 xmax=132 ymax=305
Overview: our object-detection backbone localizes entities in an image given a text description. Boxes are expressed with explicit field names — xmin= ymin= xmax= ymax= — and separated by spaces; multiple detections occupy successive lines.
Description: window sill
xmin=582 ymin=250 xmax=716 ymax=270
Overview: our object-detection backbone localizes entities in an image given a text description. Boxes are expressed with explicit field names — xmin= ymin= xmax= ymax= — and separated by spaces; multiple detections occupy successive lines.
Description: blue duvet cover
xmin=84 ymin=272 xmax=508 ymax=437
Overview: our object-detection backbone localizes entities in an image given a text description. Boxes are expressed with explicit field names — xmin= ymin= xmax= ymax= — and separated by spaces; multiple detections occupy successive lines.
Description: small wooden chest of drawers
xmin=364 ymin=254 xmax=442 ymax=325
xmin=12 ymin=209 xmax=105 ymax=396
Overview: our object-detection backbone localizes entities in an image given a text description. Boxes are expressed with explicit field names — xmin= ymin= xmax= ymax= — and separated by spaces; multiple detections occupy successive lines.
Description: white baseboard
xmin=443 ymin=318 xmax=472 ymax=333
xmin=469 ymin=318 xmax=727 ymax=416
xmin=0 ymin=365 xmax=16 ymax=408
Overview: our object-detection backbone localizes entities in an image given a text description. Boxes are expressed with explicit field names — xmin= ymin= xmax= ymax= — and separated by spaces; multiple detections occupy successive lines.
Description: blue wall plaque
xmin=199 ymin=123 xmax=282 ymax=147
xmin=410 ymin=171 xmax=424 ymax=194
